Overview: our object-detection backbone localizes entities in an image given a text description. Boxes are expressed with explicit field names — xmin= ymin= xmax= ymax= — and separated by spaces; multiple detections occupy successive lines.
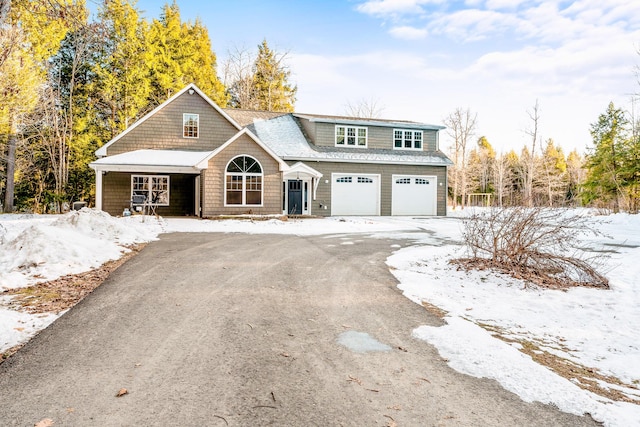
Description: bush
xmin=454 ymin=207 xmax=609 ymax=289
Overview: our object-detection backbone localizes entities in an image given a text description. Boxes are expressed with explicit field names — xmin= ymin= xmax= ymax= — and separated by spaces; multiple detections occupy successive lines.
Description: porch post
xmin=95 ymin=169 xmax=103 ymax=211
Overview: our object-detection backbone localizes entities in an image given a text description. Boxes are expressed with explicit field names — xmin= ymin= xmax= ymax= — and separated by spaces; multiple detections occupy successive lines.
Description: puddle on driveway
xmin=337 ymin=331 xmax=392 ymax=353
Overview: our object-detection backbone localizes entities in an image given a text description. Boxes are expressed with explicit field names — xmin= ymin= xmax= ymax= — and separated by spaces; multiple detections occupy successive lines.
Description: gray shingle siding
xmin=291 ymin=161 xmax=447 ymax=216
xmin=105 ymin=92 xmax=239 ymax=156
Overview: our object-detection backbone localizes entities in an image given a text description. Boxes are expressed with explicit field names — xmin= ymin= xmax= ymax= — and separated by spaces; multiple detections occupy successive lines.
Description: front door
xmin=288 ymin=180 xmax=302 ymax=215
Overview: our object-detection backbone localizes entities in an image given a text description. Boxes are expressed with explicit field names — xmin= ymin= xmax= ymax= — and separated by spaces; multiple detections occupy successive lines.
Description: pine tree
xmin=147 ymin=2 xmax=227 ymax=107
xmin=582 ymin=102 xmax=628 ymax=212
xmin=92 ymin=0 xmax=150 ymax=137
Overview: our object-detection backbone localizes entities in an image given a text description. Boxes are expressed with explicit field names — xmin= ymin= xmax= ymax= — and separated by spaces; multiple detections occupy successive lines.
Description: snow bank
xmin=0 ymin=209 xmax=157 ymax=291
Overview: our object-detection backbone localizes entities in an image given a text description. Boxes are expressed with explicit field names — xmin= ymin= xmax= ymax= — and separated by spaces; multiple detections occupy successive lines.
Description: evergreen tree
xmin=582 ymin=102 xmax=628 ymax=212
xmin=146 ymin=2 xmax=226 ymax=107
xmin=92 ymin=0 xmax=150 ymax=137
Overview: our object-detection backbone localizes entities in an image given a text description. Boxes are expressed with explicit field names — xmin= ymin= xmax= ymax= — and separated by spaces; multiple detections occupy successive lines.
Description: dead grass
xmin=478 ymin=323 xmax=640 ymax=403
xmin=421 ymin=301 xmax=448 ymax=319
xmin=0 ymin=244 xmax=145 ymax=363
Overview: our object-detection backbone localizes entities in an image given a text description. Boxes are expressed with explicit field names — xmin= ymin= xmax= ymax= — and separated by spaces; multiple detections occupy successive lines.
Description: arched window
xmin=225 ymin=156 xmax=263 ymax=206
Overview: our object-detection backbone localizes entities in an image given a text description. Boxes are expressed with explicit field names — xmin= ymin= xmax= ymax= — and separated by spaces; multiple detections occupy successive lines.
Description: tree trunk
xmin=4 ymin=121 xmax=16 ymax=212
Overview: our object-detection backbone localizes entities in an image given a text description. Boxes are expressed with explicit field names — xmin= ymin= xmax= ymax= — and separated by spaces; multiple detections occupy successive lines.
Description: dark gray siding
xmin=305 ymin=122 xmax=438 ymax=151
xmin=290 ymin=161 xmax=448 ymax=216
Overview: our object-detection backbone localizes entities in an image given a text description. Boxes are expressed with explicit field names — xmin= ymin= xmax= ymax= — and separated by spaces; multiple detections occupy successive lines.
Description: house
xmin=90 ymin=84 xmax=452 ymax=217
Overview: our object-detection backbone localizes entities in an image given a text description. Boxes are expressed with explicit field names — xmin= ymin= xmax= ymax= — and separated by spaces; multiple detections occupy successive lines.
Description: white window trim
xmin=393 ymin=129 xmax=423 ymax=151
xmin=335 ymin=125 xmax=367 ymax=148
xmin=183 ymin=113 xmax=199 ymax=139
xmin=224 ymin=155 xmax=264 ymax=207
xmin=131 ymin=175 xmax=170 ymax=206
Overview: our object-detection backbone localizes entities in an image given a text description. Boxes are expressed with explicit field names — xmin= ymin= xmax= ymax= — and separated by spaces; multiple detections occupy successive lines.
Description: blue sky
xmin=131 ymin=0 xmax=640 ymax=154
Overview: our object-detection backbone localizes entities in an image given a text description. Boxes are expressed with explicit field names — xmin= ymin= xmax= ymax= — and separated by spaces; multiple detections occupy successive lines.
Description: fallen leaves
xmin=34 ymin=419 xmax=54 ymax=427
xmin=116 ymin=388 xmax=128 ymax=397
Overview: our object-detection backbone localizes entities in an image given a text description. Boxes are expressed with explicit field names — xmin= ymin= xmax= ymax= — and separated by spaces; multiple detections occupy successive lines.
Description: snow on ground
xmin=0 ymin=208 xmax=639 ymax=426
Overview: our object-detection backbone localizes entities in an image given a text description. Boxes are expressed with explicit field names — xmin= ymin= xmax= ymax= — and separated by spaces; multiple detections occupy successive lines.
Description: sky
xmin=124 ymin=0 xmax=639 ymax=154
xmin=2 ymin=209 xmax=640 ymax=426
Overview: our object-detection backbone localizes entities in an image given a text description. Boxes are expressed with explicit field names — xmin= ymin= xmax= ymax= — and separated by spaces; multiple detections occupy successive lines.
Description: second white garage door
xmin=331 ymin=173 xmax=380 ymax=215
xmin=392 ymin=175 xmax=437 ymax=216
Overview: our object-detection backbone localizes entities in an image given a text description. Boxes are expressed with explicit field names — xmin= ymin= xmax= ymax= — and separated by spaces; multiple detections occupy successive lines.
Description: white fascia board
xmin=280 ymin=156 xmax=452 ymax=167
xmin=90 ymin=164 xmax=203 ymax=174
xmin=95 ymin=83 xmax=242 ymax=157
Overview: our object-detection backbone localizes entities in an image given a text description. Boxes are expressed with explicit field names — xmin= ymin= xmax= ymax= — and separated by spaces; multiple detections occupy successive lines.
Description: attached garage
xmin=331 ymin=173 xmax=380 ymax=215
xmin=392 ymin=175 xmax=437 ymax=216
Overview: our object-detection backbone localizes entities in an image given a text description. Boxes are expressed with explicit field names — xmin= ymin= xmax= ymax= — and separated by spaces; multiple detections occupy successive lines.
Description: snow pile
xmin=0 ymin=208 xmax=157 ymax=291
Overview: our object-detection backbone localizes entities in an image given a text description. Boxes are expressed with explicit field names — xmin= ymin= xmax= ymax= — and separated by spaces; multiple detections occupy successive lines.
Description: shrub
xmin=454 ymin=207 xmax=609 ymax=289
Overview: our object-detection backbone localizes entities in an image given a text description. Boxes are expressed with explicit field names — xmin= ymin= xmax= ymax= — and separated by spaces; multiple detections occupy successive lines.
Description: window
xmin=357 ymin=177 xmax=373 ymax=183
xmin=393 ymin=129 xmax=423 ymax=150
xmin=336 ymin=176 xmax=352 ymax=183
xmin=131 ymin=175 xmax=169 ymax=206
xmin=225 ymin=156 xmax=263 ymax=206
xmin=416 ymin=178 xmax=430 ymax=185
xmin=183 ymin=113 xmax=199 ymax=138
xmin=396 ymin=178 xmax=411 ymax=184
xmin=335 ymin=125 xmax=367 ymax=147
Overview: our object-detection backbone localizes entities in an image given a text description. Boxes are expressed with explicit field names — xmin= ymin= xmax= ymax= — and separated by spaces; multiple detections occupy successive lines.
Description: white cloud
xmin=484 ymin=0 xmax=529 ymax=10
xmin=356 ymin=0 xmax=441 ymax=17
xmin=427 ymin=8 xmax=520 ymax=41
xmin=389 ymin=25 xmax=428 ymax=39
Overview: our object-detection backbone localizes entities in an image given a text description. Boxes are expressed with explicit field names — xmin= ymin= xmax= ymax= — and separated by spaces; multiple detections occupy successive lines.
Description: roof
xmin=223 ymin=109 xmax=289 ymax=127
xmin=90 ymin=128 xmax=290 ymax=173
xmin=90 ymin=149 xmax=215 ymax=173
xmin=293 ymin=113 xmax=446 ymax=131
xmin=249 ymin=115 xmax=453 ymax=166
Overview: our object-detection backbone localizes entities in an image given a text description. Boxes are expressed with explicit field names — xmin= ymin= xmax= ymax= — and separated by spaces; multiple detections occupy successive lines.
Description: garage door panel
xmin=392 ymin=175 xmax=436 ymax=216
xmin=332 ymin=174 xmax=380 ymax=216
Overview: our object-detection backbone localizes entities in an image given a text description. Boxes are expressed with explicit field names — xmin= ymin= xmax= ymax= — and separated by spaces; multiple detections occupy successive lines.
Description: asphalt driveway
xmin=0 ymin=233 xmax=599 ymax=426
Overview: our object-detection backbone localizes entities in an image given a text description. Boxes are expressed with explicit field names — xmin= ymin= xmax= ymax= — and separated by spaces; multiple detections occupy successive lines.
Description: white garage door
xmin=331 ymin=173 xmax=380 ymax=216
xmin=392 ymin=175 xmax=437 ymax=216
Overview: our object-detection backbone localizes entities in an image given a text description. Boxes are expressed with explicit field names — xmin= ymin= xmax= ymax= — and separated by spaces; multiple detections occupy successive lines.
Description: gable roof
xmin=208 ymin=128 xmax=289 ymax=172
xmin=95 ymin=83 xmax=242 ymax=157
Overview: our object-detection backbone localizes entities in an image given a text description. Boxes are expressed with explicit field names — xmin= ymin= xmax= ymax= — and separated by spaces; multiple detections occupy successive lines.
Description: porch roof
xmin=90 ymin=149 xmax=214 ymax=173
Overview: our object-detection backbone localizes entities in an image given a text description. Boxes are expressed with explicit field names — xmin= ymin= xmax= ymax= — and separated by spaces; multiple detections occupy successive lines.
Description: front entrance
xmin=287 ymin=180 xmax=303 ymax=214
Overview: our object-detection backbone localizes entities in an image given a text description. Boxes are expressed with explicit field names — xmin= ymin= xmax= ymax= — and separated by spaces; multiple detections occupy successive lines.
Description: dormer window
xmin=394 ymin=129 xmax=422 ymax=150
xmin=183 ymin=113 xmax=199 ymax=138
xmin=336 ymin=125 xmax=367 ymax=147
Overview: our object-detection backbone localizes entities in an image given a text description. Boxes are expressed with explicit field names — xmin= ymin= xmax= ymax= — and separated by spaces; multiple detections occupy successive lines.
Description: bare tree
xmin=222 ymin=45 xmax=257 ymax=109
xmin=343 ymin=97 xmax=385 ymax=119
xmin=444 ymin=107 xmax=477 ymax=209
xmin=523 ymin=100 xmax=541 ymax=207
